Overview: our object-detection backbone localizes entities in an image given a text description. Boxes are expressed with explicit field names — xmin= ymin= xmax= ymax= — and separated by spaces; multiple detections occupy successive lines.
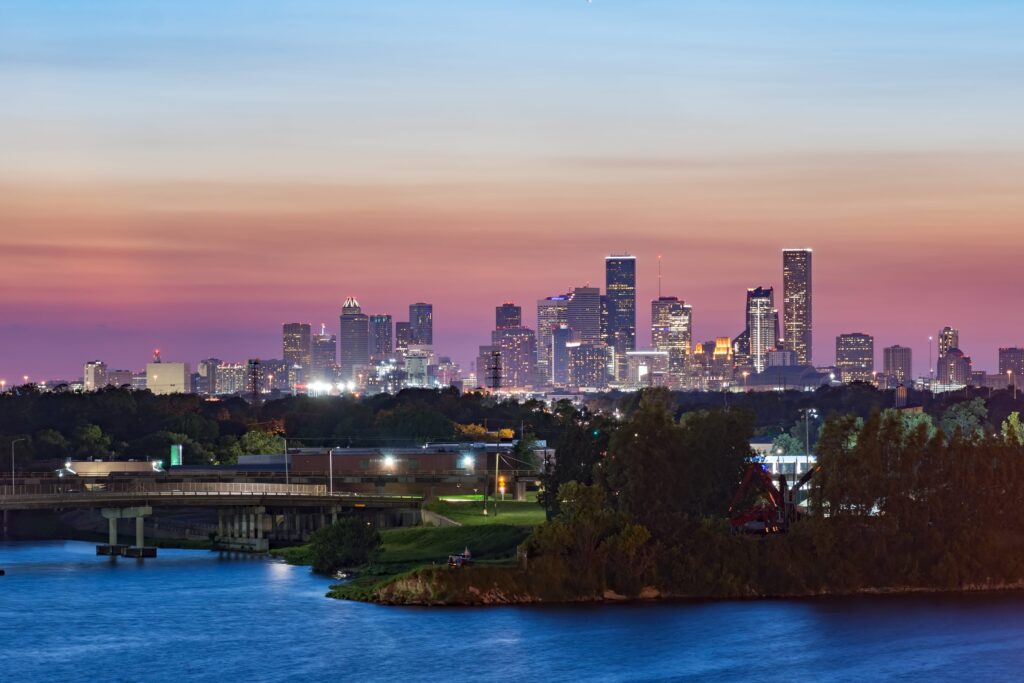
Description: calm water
xmin=3 ymin=541 xmax=1024 ymax=682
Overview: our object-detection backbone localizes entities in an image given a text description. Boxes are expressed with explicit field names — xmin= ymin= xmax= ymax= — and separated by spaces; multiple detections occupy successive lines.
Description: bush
xmin=309 ymin=518 xmax=382 ymax=574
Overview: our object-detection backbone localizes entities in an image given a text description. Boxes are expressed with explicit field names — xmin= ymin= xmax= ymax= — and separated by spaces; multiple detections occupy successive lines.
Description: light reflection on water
xmin=3 ymin=540 xmax=1024 ymax=682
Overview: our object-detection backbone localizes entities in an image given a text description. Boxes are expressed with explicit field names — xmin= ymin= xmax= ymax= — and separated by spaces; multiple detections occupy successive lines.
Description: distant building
xmin=782 ymin=249 xmax=813 ymax=365
xmin=146 ymin=351 xmax=191 ymax=395
xmin=745 ymin=287 xmax=779 ymax=373
xmin=409 ymin=303 xmax=433 ymax=345
xmin=404 ymin=349 xmax=430 ymax=388
xmin=551 ymin=325 xmax=574 ymax=386
xmin=938 ymin=327 xmax=959 ymax=357
xmin=567 ymin=286 xmax=602 ymax=345
xmin=883 ymin=345 xmax=913 ymax=386
xmin=282 ymin=323 xmax=312 ymax=372
xmin=999 ymin=347 xmax=1024 ymax=383
xmin=605 ymin=255 xmax=637 ymax=366
xmin=83 ymin=360 xmax=107 ymax=391
xmin=767 ymin=350 xmax=797 ymax=367
xmin=651 ymin=296 xmax=692 ymax=387
xmin=835 ymin=333 xmax=874 ymax=383
xmin=395 ymin=322 xmax=412 ymax=356
xmin=310 ymin=324 xmax=337 ymax=381
xmin=567 ymin=342 xmax=608 ymax=389
xmin=625 ymin=350 xmax=669 ymax=388
xmin=937 ymin=348 xmax=972 ymax=386
xmin=495 ymin=302 xmax=522 ymax=330
xmin=491 ymin=326 xmax=537 ymax=388
xmin=195 ymin=358 xmax=220 ymax=395
xmin=107 ymin=369 xmax=134 ymax=389
xmin=368 ymin=314 xmax=393 ymax=362
xmin=339 ymin=297 xmax=369 ymax=380
xmin=536 ymin=294 xmax=570 ymax=385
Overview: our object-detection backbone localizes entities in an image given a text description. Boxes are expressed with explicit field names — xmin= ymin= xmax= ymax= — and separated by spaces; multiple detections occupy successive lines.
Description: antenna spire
xmin=658 ymin=254 xmax=662 ymax=298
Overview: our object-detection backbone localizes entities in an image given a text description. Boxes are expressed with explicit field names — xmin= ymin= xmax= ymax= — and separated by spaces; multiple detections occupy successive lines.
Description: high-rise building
xmin=195 ymin=358 xmax=220 ymax=395
xmin=404 ymin=349 xmax=430 ymax=388
xmin=83 ymin=360 xmax=107 ymax=391
xmin=651 ymin=296 xmax=692 ymax=386
xmin=937 ymin=348 xmax=972 ymax=386
xmin=938 ymin=327 xmax=959 ymax=357
xmin=999 ymin=347 xmax=1024 ymax=383
xmin=883 ymin=345 xmax=913 ymax=386
xmin=311 ymin=324 xmax=337 ymax=381
xmin=409 ymin=303 xmax=433 ymax=345
xmin=395 ymin=322 xmax=412 ymax=355
xmin=146 ymin=350 xmax=191 ymax=395
xmin=625 ymin=350 xmax=669 ymax=388
xmin=106 ymin=369 xmax=134 ymax=389
xmin=282 ymin=323 xmax=312 ymax=372
xmin=836 ymin=333 xmax=874 ymax=383
xmin=213 ymin=362 xmax=247 ymax=395
xmin=605 ymin=254 xmax=637 ymax=354
xmin=567 ymin=342 xmax=609 ymax=388
xmin=782 ymin=248 xmax=813 ymax=365
xmin=476 ymin=345 xmax=500 ymax=389
xmin=551 ymin=325 xmax=574 ymax=386
xmin=567 ymin=286 xmax=602 ymax=345
xmin=495 ymin=302 xmax=522 ymax=329
xmin=536 ymin=294 xmax=570 ymax=385
xmin=368 ymin=314 xmax=393 ymax=362
xmin=339 ymin=297 xmax=369 ymax=380
xmin=491 ymin=326 xmax=537 ymax=388
xmin=746 ymin=287 xmax=778 ymax=373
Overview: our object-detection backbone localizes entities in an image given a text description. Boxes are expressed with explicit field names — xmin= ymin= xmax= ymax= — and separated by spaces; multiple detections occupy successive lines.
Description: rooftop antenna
xmin=658 ymin=254 xmax=663 ymax=299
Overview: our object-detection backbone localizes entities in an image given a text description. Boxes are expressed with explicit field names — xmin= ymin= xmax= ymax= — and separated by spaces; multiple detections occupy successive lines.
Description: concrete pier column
xmin=135 ymin=516 xmax=144 ymax=548
xmin=256 ymin=512 xmax=264 ymax=540
xmin=331 ymin=508 xmax=338 ymax=524
xmin=249 ymin=511 xmax=256 ymax=539
xmin=319 ymin=512 xmax=326 ymax=529
xmin=109 ymin=516 xmax=118 ymax=545
xmin=218 ymin=509 xmax=224 ymax=538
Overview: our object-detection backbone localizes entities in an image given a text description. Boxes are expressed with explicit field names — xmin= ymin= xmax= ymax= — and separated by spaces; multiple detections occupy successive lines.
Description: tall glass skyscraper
xmin=282 ymin=323 xmax=312 ymax=371
xmin=782 ymin=248 xmax=812 ymax=365
xmin=536 ymin=294 xmax=570 ymax=384
xmin=409 ymin=302 xmax=433 ymax=345
xmin=567 ymin=286 xmax=602 ymax=345
xmin=746 ymin=287 xmax=778 ymax=373
xmin=339 ymin=297 xmax=369 ymax=380
xmin=368 ymin=314 xmax=393 ymax=362
xmin=495 ymin=302 xmax=522 ymax=329
xmin=605 ymin=255 xmax=637 ymax=354
xmin=651 ymin=296 xmax=692 ymax=386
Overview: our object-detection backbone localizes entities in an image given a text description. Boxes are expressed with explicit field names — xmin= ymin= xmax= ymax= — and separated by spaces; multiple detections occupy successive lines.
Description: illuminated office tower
xmin=567 ymin=342 xmax=609 ymax=389
xmin=746 ymin=287 xmax=778 ymax=373
xmin=836 ymin=333 xmax=874 ymax=383
xmin=476 ymin=345 xmax=500 ymax=389
xmin=282 ymin=323 xmax=312 ymax=371
xmin=146 ymin=350 xmax=191 ymax=395
xmin=339 ymin=297 xmax=369 ymax=380
xmin=409 ymin=303 xmax=433 ymax=345
xmin=551 ymin=325 xmax=574 ymax=386
xmin=311 ymin=324 xmax=337 ymax=380
xmin=567 ymin=286 xmax=602 ymax=345
xmin=605 ymin=255 xmax=637 ymax=355
xmin=651 ymin=296 xmax=692 ymax=387
xmin=368 ymin=314 xmax=393 ymax=362
xmin=395 ymin=322 xmax=412 ymax=356
xmin=883 ymin=345 xmax=913 ymax=386
xmin=536 ymin=294 xmax=570 ymax=384
xmin=83 ymin=360 xmax=107 ymax=391
xmin=937 ymin=347 xmax=972 ymax=386
xmin=491 ymin=325 xmax=537 ymax=388
xmin=495 ymin=302 xmax=522 ymax=329
xmin=782 ymin=248 xmax=813 ymax=365
xmin=938 ymin=327 xmax=959 ymax=357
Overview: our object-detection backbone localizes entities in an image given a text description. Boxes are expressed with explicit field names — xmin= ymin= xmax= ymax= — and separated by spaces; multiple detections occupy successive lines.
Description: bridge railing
xmin=0 ymin=481 xmax=421 ymax=501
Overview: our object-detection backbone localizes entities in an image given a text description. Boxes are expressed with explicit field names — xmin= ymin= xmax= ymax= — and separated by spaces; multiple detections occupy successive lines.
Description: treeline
xmin=525 ymin=389 xmax=1024 ymax=600
xmin=0 ymin=386 xmax=563 ymax=467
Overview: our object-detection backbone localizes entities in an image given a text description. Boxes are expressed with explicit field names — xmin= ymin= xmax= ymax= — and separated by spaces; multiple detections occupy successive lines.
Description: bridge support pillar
xmin=218 ymin=510 xmax=225 ymax=539
xmin=216 ymin=507 xmax=267 ymax=552
xmin=97 ymin=506 xmax=154 ymax=557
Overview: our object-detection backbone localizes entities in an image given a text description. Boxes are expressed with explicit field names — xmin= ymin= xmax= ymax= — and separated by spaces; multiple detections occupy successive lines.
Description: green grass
xmin=426 ymin=499 xmax=546 ymax=527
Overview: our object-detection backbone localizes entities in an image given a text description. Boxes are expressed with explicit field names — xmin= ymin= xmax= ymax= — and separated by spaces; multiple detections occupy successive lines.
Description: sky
xmin=2 ymin=0 xmax=1023 ymax=381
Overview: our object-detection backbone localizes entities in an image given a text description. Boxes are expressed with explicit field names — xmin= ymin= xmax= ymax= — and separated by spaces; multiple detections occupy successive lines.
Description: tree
xmin=940 ymin=398 xmax=987 ymax=441
xmin=73 ymin=423 xmax=111 ymax=458
xmin=771 ymin=433 xmax=804 ymax=455
xmin=238 ymin=431 xmax=285 ymax=455
xmin=308 ymin=517 xmax=382 ymax=574
xmin=34 ymin=429 xmax=70 ymax=460
xmin=1002 ymin=412 xmax=1024 ymax=446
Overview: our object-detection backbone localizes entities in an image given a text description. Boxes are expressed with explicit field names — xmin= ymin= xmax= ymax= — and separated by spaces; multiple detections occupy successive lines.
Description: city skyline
xmin=4 ymin=2 xmax=1024 ymax=380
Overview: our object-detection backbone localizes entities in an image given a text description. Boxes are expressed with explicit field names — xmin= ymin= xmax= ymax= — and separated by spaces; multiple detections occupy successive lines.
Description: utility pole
xmin=493 ymin=446 xmax=500 ymax=516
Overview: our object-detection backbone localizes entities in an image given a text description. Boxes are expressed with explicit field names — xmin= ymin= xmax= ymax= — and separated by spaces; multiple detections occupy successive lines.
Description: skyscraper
xmin=368 ymin=314 xmax=393 ymax=362
xmin=409 ymin=303 xmax=433 ymax=345
xmin=395 ymin=322 xmax=412 ymax=355
xmin=551 ymin=325 xmax=574 ymax=386
xmin=310 ymin=324 xmax=337 ymax=380
xmin=937 ymin=347 xmax=972 ymax=386
xmin=883 ymin=345 xmax=913 ymax=386
xmin=495 ymin=302 xmax=522 ymax=329
xmin=339 ymin=297 xmax=369 ymax=380
xmin=938 ymin=327 xmax=959 ymax=357
xmin=651 ymin=296 xmax=692 ymax=387
xmin=836 ymin=333 xmax=874 ymax=383
xmin=491 ymin=326 xmax=537 ymax=388
xmin=536 ymin=294 xmax=570 ymax=385
xmin=567 ymin=286 xmax=602 ymax=345
xmin=605 ymin=255 xmax=637 ymax=355
xmin=782 ymin=248 xmax=813 ymax=365
xmin=746 ymin=287 xmax=778 ymax=373
xmin=282 ymin=323 xmax=312 ymax=371
xmin=567 ymin=342 xmax=609 ymax=389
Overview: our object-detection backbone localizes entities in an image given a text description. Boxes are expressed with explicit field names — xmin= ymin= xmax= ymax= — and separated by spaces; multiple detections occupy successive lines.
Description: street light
xmin=1009 ymin=370 xmax=1017 ymax=401
xmin=800 ymin=409 xmax=818 ymax=455
xmin=328 ymin=447 xmax=337 ymax=495
xmin=11 ymin=438 xmax=27 ymax=492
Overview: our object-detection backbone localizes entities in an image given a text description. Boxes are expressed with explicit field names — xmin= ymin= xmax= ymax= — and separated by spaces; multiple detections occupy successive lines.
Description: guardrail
xmin=0 ymin=483 xmax=421 ymax=501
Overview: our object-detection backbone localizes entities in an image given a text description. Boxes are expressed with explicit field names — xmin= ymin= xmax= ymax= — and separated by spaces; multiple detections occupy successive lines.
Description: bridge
xmin=0 ymin=481 xmax=423 ymax=556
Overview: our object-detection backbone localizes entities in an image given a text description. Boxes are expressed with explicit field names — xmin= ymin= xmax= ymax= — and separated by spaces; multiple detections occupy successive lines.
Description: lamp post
xmin=11 ymin=438 xmax=27 ymax=493
xmin=800 ymin=409 xmax=818 ymax=455
xmin=742 ymin=370 xmax=749 ymax=391
xmin=328 ymin=447 xmax=337 ymax=495
xmin=1009 ymin=370 xmax=1017 ymax=401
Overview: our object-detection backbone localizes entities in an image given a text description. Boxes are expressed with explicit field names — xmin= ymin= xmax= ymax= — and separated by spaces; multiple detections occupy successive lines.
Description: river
xmin=3 ymin=541 xmax=1024 ymax=682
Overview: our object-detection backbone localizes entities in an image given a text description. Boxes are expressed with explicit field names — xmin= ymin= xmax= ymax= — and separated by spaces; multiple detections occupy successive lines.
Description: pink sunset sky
xmin=2 ymin=1 xmax=1022 ymax=380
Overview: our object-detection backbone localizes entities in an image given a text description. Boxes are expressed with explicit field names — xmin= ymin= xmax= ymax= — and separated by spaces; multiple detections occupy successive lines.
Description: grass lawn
xmin=426 ymin=499 xmax=546 ymax=527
